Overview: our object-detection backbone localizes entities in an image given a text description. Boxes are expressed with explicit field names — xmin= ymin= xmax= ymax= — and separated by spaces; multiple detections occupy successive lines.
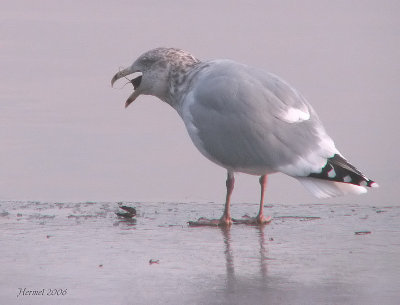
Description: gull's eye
xmin=131 ymin=75 xmax=142 ymax=90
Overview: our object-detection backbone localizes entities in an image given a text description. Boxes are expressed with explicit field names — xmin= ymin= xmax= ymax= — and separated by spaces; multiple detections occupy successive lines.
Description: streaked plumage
xmin=111 ymin=48 xmax=378 ymax=225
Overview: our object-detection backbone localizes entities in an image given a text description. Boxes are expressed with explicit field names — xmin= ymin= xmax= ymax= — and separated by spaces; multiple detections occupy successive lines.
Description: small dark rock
xmin=119 ymin=205 xmax=137 ymax=215
xmin=116 ymin=212 xmax=135 ymax=219
xmin=116 ymin=205 xmax=137 ymax=219
xmin=355 ymin=231 xmax=371 ymax=235
xmin=149 ymin=259 xmax=159 ymax=265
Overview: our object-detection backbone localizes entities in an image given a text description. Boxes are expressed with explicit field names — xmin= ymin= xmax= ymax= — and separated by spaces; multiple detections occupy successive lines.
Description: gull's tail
xmin=297 ymin=154 xmax=378 ymax=198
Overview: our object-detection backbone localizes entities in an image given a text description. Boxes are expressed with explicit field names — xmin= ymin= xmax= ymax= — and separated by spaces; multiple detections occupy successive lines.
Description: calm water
xmin=1 ymin=200 xmax=399 ymax=305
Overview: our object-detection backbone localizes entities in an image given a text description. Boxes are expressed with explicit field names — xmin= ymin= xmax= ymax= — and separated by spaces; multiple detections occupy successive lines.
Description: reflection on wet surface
xmin=1 ymin=201 xmax=399 ymax=305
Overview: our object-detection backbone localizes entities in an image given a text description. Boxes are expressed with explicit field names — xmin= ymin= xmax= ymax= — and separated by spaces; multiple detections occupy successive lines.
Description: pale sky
xmin=0 ymin=0 xmax=398 ymax=205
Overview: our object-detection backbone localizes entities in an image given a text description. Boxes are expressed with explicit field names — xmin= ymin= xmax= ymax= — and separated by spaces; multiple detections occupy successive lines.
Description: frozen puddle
xmin=1 ymin=200 xmax=399 ymax=305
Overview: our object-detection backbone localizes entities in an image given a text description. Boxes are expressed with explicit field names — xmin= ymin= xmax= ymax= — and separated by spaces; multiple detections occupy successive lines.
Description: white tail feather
xmin=297 ymin=177 xmax=367 ymax=199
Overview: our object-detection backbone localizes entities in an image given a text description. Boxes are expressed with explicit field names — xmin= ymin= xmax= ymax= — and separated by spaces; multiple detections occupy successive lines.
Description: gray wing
xmin=181 ymin=60 xmax=338 ymax=176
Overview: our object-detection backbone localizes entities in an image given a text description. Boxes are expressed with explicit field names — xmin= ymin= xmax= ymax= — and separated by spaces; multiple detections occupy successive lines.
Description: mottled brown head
xmin=111 ymin=48 xmax=200 ymax=108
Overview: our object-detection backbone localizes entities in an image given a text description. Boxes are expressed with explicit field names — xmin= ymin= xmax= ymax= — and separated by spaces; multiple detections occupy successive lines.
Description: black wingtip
xmin=309 ymin=154 xmax=378 ymax=187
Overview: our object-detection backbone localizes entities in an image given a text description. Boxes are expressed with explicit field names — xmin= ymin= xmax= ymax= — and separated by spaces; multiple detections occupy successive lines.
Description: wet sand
xmin=1 ymin=200 xmax=399 ymax=305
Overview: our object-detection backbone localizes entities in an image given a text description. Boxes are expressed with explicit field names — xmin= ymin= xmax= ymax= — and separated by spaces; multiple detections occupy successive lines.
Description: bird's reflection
xmin=220 ymin=226 xmax=235 ymax=289
xmin=219 ymin=224 xmax=269 ymax=291
xmin=257 ymin=225 xmax=268 ymax=279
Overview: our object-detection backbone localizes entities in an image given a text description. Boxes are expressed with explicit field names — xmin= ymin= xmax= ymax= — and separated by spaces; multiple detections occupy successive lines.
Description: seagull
xmin=111 ymin=48 xmax=378 ymax=226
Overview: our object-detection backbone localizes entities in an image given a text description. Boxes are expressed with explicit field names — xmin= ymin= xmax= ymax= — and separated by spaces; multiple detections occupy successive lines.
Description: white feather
xmin=278 ymin=127 xmax=340 ymax=177
xmin=327 ymin=167 xmax=336 ymax=178
xmin=280 ymin=107 xmax=310 ymax=123
xmin=297 ymin=177 xmax=367 ymax=198
xmin=343 ymin=175 xmax=352 ymax=183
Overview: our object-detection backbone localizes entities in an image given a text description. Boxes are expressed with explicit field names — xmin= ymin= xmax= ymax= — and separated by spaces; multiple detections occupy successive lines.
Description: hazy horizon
xmin=1 ymin=1 xmax=399 ymax=205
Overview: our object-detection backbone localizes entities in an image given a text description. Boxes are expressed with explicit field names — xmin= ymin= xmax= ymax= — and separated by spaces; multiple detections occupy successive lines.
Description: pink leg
xmin=256 ymin=175 xmax=272 ymax=224
xmin=232 ymin=175 xmax=272 ymax=225
xmin=188 ymin=171 xmax=234 ymax=227
xmin=220 ymin=172 xmax=234 ymax=225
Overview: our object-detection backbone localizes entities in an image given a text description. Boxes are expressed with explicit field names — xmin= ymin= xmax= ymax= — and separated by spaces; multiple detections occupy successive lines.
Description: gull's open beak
xmin=111 ymin=66 xmax=141 ymax=108
xmin=124 ymin=90 xmax=140 ymax=108
xmin=111 ymin=66 xmax=133 ymax=87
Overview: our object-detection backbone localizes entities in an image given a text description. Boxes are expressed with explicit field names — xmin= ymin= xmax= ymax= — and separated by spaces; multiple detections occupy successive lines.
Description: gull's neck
xmin=164 ymin=58 xmax=202 ymax=109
